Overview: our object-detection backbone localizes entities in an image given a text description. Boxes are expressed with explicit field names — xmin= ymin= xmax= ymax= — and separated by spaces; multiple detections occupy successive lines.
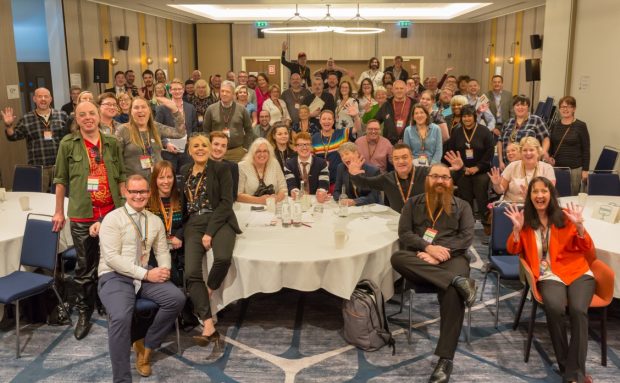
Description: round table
xmin=207 ymin=202 xmax=400 ymax=314
xmin=560 ymin=195 xmax=620 ymax=298
xmin=0 ymin=192 xmax=72 ymax=277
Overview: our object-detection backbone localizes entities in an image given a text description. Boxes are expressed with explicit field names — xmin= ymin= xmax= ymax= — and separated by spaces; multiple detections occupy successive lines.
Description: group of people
xmin=1 ymin=48 xmax=597 ymax=383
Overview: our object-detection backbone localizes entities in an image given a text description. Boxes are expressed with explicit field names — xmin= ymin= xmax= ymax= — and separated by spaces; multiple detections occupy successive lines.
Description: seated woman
xmin=267 ymin=122 xmax=295 ymax=172
xmin=291 ymin=105 xmax=320 ymax=137
xmin=238 ymin=137 xmax=287 ymax=204
xmin=180 ymin=134 xmax=241 ymax=348
xmin=488 ymin=136 xmax=555 ymax=204
xmin=403 ymin=104 xmax=443 ymax=167
xmin=505 ymin=177 xmax=595 ymax=383
xmin=333 ymin=142 xmax=381 ymax=206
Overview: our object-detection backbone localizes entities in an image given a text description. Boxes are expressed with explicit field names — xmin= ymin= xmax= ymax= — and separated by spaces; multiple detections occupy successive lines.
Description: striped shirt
xmin=311 ymin=127 xmax=355 ymax=183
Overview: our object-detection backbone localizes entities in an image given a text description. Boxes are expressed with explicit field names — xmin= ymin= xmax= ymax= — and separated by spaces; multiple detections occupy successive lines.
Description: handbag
xmin=253 ymin=180 xmax=274 ymax=197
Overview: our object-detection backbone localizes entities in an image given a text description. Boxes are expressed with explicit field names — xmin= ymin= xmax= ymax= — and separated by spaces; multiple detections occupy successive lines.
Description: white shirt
xmin=358 ymin=69 xmax=384 ymax=89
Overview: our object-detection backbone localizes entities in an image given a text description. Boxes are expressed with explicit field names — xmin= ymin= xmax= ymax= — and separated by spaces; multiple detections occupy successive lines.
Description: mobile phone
xmin=250 ymin=205 xmax=265 ymax=211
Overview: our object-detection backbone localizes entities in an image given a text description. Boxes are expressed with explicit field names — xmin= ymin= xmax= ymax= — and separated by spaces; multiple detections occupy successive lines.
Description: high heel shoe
xmin=192 ymin=331 xmax=221 ymax=347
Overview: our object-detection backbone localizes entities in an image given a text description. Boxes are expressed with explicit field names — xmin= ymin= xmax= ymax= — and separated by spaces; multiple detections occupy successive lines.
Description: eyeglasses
xmin=126 ymin=189 xmax=149 ymax=195
xmin=101 ymin=102 xmax=117 ymax=107
xmin=296 ymin=143 xmax=312 ymax=148
xmin=427 ymin=174 xmax=452 ymax=181
xmin=559 ymin=105 xmax=574 ymax=109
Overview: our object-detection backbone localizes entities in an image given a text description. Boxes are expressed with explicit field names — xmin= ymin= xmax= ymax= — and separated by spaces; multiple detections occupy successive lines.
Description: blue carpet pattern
xmin=1 ymin=225 xmax=619 ymax=382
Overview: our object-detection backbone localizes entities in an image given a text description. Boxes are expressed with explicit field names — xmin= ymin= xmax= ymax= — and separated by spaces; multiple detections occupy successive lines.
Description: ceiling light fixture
xmin=335 ymin=4 xmax=384 ymax=35
xmin=262 ymin=4 xmax=329 ymax=34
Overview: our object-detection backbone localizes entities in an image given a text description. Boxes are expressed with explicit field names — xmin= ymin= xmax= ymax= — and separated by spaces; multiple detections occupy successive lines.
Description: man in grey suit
xmin=485 ymin=75 xmax=513 ymax=138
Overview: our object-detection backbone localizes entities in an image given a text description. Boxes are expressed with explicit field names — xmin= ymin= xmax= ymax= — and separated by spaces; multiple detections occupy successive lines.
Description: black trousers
xmin=70 ymin=220 xmax=100 ymax=315
xmin=391 ymin=251 xmax=470 ymax=359
xmin=184 ymin=213 xmax=236 ymax=319
xmin=456 ymin=172 xmax=489 ymax=220
xmin=538 ymin=275 xmax=595 ymax=383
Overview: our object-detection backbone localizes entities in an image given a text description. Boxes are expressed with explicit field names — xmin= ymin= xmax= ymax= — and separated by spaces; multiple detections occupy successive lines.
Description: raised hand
xmin=445 ymin=67 xmax=454 ymax=73
xmin=156 ymin=97 xmax=179 ymax=113
xmin=444 ymin=150 xmax=463 ymax=170
xmin=1 ymin=107 xmax=15 ymax=126
xmin=346 ymin=102 xmax=359 ymax=117
xmin=347 ymin=153 xmax=365 ymax=175
xmin=487 ymin=167 xmax=502 ymax=186
xmin=563 ymin=202 xmax=584 ymax=225
xmin=504 ymin=204 xmax=524 ymax=233
xmin=282 ymin=41 xmax=288 ymax=51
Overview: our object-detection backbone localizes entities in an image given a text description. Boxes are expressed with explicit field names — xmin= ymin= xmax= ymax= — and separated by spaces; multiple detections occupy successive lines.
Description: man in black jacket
xmin=374 ymin=80 xmax=414 ymax=145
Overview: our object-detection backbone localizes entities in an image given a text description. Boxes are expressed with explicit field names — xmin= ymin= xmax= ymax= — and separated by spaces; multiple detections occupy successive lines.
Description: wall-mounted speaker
xmin=525 ymin=58 xmax=541 ymax=82
xmin=257 ymin=28 xmax=265 ymax=39
xmin=530 ymin=34 xmax=542 ymax=50
xmin=400 ymin=27 xmax=408 ymax=38
xmin=93 ymin=59 xmax=109 ymax=83
xmin=118 ymin=36 xmax=129 ymax=51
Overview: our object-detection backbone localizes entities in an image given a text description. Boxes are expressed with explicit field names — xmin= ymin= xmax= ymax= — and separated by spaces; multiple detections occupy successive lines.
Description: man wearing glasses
xmin=283 ymin=132 xmax=330 ymax=202
xmin=52 ymin=101 xmax=126 ymax=340
xmin=391 ymin=163 xmax=476 ymax=383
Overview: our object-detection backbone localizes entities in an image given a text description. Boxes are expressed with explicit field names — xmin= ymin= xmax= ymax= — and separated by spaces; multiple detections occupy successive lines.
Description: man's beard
xmin=425 ymin=180 xmax=454 ymax=215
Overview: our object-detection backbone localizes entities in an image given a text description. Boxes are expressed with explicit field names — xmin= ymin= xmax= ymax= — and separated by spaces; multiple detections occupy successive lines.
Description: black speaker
xmin=118 ymin=35 xmax=129 ymax=51
xmin=400 ymin=27 xmax=408 ymax=38
xmin=93 ymin=59 xmax=109 ymax=83
xmin=530 ymin=34 xmax=542 ymax=50
xmin=525 ymin=58 xmax=541 ymax=82
xmin=257 ymin=28 xmax=264 ymax=39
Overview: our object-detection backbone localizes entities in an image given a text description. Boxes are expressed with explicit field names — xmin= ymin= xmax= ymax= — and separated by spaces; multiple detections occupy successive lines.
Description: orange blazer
xmin=506 ymin=217 xmax=594 ymax=285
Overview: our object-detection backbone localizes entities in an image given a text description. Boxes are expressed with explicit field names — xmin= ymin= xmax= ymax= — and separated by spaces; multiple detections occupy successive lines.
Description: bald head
xmin=33 ymin=87 xmax=52 ymax=111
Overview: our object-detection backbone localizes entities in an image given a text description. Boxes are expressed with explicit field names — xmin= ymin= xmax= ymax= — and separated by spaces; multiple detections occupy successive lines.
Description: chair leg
xmin=388 ymin=279 xmax=405 ymax=320
xmin=15 ymin=300 xmax=20 ymax=359
xmin=494 ymin=271 xmax=501 ymax=329
xmin=601 ymin=307 xmax=607 ymax=367
xmin=407 ymin=289 xmax=413 ymax=345
xmin=524 ymin=299 xmax=537 ymax=363
xmin=513 ymin=284 xmax=529 ymax=330
xmin=175 ymin=318 xmax=181 ymax=355
xmin=479 ymin=270 xmax=489 ymax=301
xmin=466 ymin=306 xmax=471 ymax=344
xmin=51 ymin=285 xmax=73 ymax=326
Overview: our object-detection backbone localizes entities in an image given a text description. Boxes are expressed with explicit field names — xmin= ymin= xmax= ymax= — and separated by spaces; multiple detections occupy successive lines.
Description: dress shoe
xmin=452 ymin=276 xmax=477 ymax=308
xmin=133 ymin=339 xmax=152 ymax=377
xmin=74 ymin=312 xmax=92 ymax=340
xmin=429 ymin=358 xmax=453 ymax=383
xmin=193 ymin=331 xmax=221 ymax=350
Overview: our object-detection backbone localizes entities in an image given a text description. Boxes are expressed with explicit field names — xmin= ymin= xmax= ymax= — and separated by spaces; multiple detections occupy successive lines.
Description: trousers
xmin=70 ymin=220 xmax=100 ymax=314
xmin=184 ymin=213 xmax=236 ymax=319
xmin=538 ymin=274 xmax=595 ymax=383
xmin=391 ymin=251 xmax=470 ymax=359
xmin=456 ymin=172 xmax=490 ymax=220
xmin=98 ymin=272 xmax=185 ymax=383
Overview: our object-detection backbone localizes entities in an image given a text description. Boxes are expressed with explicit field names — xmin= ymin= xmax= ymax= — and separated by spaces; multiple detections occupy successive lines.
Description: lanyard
xmin=392 ymin=98 xmax=407 ymax=121
xmin=463 ymin=124 xmax=478 ymax=147
xmin=220 ymin=102 xmax=235 ymax=127
xmin=138 ymin=131 xmax=151 ymax=156
xmin=540 ymin=225 xmax=550 ymax=259
xmin=522 ymin=162 xmax=538 ymax=183
xmin=366 ymin=138 xmax=378 ymax=160
xmin=159 ymin=198 xmax=174 ymax=235
xmin=395 ymin=169 xmax=414 ymax=204
xmin=321 ymin=131 xmax=334 ymax=159
xmin=187 ymin=170 xmax=205 ymax=203
xmin=123 ymin=206 xmax=148 ymax=252
xmin=417 ymin=125 xmax=428 ymax=151
xmin=425 ymin=194 xmax=444 ymax=229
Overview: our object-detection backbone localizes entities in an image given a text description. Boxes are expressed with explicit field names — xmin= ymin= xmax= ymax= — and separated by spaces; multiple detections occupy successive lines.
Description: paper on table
xmin=347 ymin=216 xmax=390 ymax=231
xmin=245 ymin=212 xmax=277 ymax=227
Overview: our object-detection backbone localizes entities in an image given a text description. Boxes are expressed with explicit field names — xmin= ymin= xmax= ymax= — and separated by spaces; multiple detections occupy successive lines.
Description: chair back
xmin=590 ymin=259 xmax=615 ymax=306
xmin=553 ymin=167 xmax=572 ymax=197
xmin=13 ymin=165 xmax=43 ymax=192
xmin=594 ymin=146 xmax=619 ymax=172
xmin=588 ymin=172 xmax=620 ymax=196
xmin=20 ymin=214 xmax=59 ymax=271
xmin=519 ymin=258 xmax=543 ymax=303
xmin=491 ymin=205 xmax=517 ymax=256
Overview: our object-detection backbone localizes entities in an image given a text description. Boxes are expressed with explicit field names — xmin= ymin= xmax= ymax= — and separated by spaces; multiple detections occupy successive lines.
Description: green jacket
xmin=53 ymin=133 xmax=126 ymax=218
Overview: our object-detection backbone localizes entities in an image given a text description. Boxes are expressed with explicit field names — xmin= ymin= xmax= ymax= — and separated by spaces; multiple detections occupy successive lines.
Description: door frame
xmin=241 ymin=56 xmax=284 ymax=89
xmin=381 ymin=56 xmax=424 ymax=79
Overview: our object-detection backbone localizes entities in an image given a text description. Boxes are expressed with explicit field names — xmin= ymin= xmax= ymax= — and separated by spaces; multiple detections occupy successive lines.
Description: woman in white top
xmin=488 ymin=136 xmax=555 ymax=203
xmin=237 ymin=138 xmax=287 ymax=204
xmin=335 ymin=80 xmax=360 ymax=130
xmin=261 ymin=84 xmax=291 ymax=127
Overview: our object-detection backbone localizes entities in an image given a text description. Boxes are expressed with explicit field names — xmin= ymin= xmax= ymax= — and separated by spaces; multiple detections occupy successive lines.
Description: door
xmin=242 ymin=57 xmax=283 ymax=89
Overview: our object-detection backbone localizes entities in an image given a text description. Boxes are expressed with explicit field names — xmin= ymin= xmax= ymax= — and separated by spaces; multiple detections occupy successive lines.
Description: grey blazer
xmin=485 ymin=90 xmax=513 ymax=126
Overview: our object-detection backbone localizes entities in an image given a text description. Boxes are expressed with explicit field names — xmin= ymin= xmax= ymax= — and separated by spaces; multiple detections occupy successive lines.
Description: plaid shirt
xmin=499 ymin=114 xmax=549 ymax=162
xmin=5 ymin=109 xmax=69 ymax=166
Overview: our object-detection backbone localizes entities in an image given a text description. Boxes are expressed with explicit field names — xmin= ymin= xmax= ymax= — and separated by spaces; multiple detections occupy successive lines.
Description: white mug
xmin=0 ymin=188 xmax=6 ymax=201
xmin=334 ymin=229 xmax=349 ymax=249
xmin=577 ymin=192 xmax=588 ymax=207
xmin=19 ymin=195 xmax=30 ymax=211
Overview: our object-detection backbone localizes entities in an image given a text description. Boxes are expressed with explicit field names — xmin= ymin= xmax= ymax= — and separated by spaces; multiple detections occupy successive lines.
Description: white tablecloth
xmin=0 ymin=192 xmax=72 ymax=277
xmin=207 ymin=202 xmax=400 ymax=314
xmin=560 ymin=195 xmax=620 ymax=298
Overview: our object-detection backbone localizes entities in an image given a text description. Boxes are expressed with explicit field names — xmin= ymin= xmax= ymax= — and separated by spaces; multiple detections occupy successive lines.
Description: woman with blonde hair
xmin=191 ymin=79 xmax=211 ymax=128
xmin=114 ymin=92 xmax=133 ymax=124
xmin=237 ymin=137 xmax=287 ymax=204
xmin=115 ymin=96 xmax=185 ymax=178
xmin=445 ymin=94 xmax=468 ymax=134
xmin=262 ymin=84 xmax=291 ymax=127
xmin=235 ymin=84 xmax=257 ymax=126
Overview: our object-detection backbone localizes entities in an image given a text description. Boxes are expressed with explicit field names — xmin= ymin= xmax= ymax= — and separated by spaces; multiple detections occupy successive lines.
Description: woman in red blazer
xmin=505 ymin=176 xmax=594 ymax=383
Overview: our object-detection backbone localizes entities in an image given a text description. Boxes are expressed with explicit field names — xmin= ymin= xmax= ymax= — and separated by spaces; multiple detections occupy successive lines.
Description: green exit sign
xmin=256 ymin=21 xmax=269 ymax=28
xmin=398 ymin=21 xmax=411 ymax=27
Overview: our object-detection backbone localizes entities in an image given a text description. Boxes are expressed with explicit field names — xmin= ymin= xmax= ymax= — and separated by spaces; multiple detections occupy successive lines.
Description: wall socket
xmin=447 ymin=53 xmax=452 ymax=58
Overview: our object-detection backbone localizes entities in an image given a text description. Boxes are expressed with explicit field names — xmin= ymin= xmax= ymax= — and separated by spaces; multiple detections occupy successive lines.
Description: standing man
xmin=325 ymin=72 xmax=340 ymax=102
xmin=226 ymin=70 xmax=236 ymax=84
xmin=183 ymin=79 xmax=195 ymax=103
xmin=61 ymin=86 xmax=82 ymax=116
xmin=302 ymin=77 xmax=336 ymax=126
xmin=391 ymin=163 xmax=476 ymax=383
xmin=2 ymin=87 xmax=69 ymax=192
xmin=124 ymin=70 xmax=139 ymax=97
xmin=284 ymin=132 xmax=330 ymax=200
xmin=281 ymin=41 xmax=311 ymax=87
xmin=140 ymin=70 xmax=155 ymax=101
xmin=105 ymin=71 xmax=128 ymax=96
xmin=98 ymin=174 xmax=185 ymax=382
xmin=237 ymin=70 xmax=257 ymax=105
xmin=203 ymin=80 xmax=253 ymax=162
xmin=485 ymin=75 xmax=513 ymax=137
xmin=52 ymin=101 xmax=126 ymax=340
xmin=375 ymin=80 xmax=414 ymax=145
xmin=253 ymin=110 xmax=272 ymax=139
xmin=282 ymin=73 xmax=311 ymax=125
xmin=207 ymin=74 xmax=222 ymax=104
xmin=384 ymin=56 xmax=409 ymax=82
xmin=357 ymin=57 xmax=384 ymax=89
xmin=209 ymin=131 xmax=239 ymax=200
xmin=355 ymin=119 xmax=393 ymax=173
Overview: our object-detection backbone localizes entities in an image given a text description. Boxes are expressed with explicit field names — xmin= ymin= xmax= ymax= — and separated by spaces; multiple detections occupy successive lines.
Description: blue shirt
xmin=403 ymin=123 xmax=443 ymax=165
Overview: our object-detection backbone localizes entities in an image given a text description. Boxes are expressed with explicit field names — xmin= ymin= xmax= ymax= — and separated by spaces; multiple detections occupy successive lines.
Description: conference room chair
xmin=0 ymin=214 xmax=73 ymax=358
xmin=593 ymin=145 xmax=618 ymax=173
xmin=516 ymin=258 xmax=614 ymax=366
xmin=587 ymin=172 xmax=620 ymax=196
xmin=12 ymin=165 xmax=43 ymax=192
xmin=553 ymin=167 xmax=572 ymax=197
xmin=133 ymin=298 xmax=182 ymax=354
xmin=479 ymin=205 xmax=521 ymax=329
xmin=389 ymin=279 xmax=472 ymax=345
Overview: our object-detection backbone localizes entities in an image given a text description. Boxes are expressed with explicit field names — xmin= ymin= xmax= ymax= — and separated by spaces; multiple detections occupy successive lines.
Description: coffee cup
xmin=334 ymin=229 xmax=349 ymax=249
xmin=19 ymin=195 xmax=30 ymax=211
xmin=0 ymin=188 xmax=6 ymax=202
xmin=578 ymin=192 xmax=588 ymax=207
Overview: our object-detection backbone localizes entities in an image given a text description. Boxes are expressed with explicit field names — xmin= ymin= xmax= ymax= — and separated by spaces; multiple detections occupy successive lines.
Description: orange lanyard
xmin=395 ymin=169 xmax=414 ymax=204
xmin=322 ymin=132 xmax=334 ymax=159
xmin=463 ymin=124 xmax=478 ymax=146
xmin=159 ymin=198 xmax=174 ymax=235
xmin=187 ymin=171 xmax=205 ymax=203
xmin=425 ymin=194 xmax=444 ymax=229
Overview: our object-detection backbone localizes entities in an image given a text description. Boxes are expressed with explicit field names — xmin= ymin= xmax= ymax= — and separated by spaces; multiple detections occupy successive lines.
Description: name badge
xmin=167 ymin=235 xmax=174 ymax=250
xmin=418 ymin=155 xmax=428 ymax=166
xmin=140 ymin=155 xmax=152 ymax=169
xmin=223 ymin=128 xmax=230 ymax=137
xmin=423 ymin=228 xmax=438 ymax=243
xmin=294 ymin=103 xmax=300 ymax=109
xmin=539 ymin=259 xmax=550 ymax=275
xmin=465 ymin=149 xmax=474 ymax=160
xmin=43 ymin=130 xmax=53 ymax=140
xmin=87 ymin=176 xmax=99 ymax=192
xmin=197 ymin=115 xmax=204 ymax=123
xmin=396 ymin=120 xmax=404 ymax=129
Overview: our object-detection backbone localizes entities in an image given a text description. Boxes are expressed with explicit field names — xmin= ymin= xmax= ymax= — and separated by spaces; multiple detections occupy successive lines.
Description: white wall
xmin=539 ymin=0 xmax=574 ymax=100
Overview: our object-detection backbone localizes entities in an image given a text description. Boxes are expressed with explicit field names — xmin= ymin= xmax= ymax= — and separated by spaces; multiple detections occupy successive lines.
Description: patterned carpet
xmin=1 ymin=226 xmax=619 ymax=382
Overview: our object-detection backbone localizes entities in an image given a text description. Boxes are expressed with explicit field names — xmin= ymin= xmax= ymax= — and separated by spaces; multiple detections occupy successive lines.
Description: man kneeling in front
xmin=391 ymin=163 xmax=476 ymax=383
xmin=98 ymin=174 xmax=185 ymax=382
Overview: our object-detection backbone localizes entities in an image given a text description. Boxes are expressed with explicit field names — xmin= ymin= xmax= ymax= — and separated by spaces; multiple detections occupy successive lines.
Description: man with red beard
xmin=391 ymin=163 xmax=475 ymax=383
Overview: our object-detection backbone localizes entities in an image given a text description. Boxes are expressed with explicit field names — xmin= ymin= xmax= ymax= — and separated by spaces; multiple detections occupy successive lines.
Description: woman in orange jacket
xmin=505 ymin=176 xmax=594 ymax=383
